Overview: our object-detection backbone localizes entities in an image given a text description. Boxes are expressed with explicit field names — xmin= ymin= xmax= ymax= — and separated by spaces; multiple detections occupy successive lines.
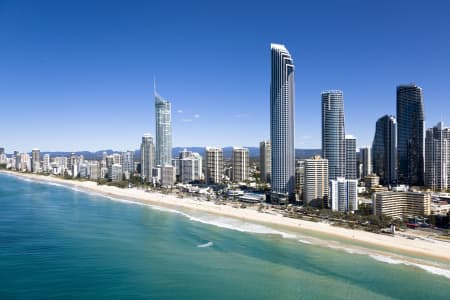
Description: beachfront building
xmin=345 ymin=135 xmax=357 ymax=180
xmin=110 ymin=164 xmax=123 ymax=182
xmin=173 ymin=149 xmax=203 ymax=183
xmin=89 ymin=161 xmax=100 ymax=180
xmin=42 ymin=154 xmax=50 ymax=173
xmin=303 ymin=156 xmax=329 ymax=206
xmin=155 ymin=88 xmax=172 ymax=166
xmin=322 ymin=90 xmax=346 ymax=180
xmin=205 ymin=147 xmax=223 ymax=184
xmin=397 ymin=84 xmax=425 ymax=186
xmin=372 ymin=192 xmax=431 ymax=219
xmin=260 ymin=140 xmax=271 ymax=183
xmin=140 ymin=134 xmax=155 ymax=182
xmin=372 ymin=115 xmax=397 ymax=185
xmin=121 ymin=150 xmax=135 ymax=180
xmin=270 ymin=43 xmax=295 ymax=202
xmin=295 ymin=160 xmax=305 ymax=200
xmin=232 ymin=147 xmax=249 ymax=182
xmin=31 ymin=148 xmax=41 ymax=173
xmin=425 ymin=122 xmax=450 ymax=191
xmin=329 ymin=177 xmax=358 ymax=212
xmin=160 ymin=165 xmax=175 ymax=187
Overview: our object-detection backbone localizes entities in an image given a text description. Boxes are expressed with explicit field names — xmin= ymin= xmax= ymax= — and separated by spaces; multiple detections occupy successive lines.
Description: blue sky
xmin=1 ymin=0 xmax=449 ymax=152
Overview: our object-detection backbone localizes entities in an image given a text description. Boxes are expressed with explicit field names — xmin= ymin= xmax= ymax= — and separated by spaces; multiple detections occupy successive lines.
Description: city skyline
xmin=1 ymin=1 xmax=450 ymax=152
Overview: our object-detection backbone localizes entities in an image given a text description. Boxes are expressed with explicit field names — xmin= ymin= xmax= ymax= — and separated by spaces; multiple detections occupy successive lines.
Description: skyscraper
xmin=322 ymin=90 xmax=345 ymax=180
xmin=372 ymin=115 xmax=397 ymax=185
xmin=205 ymin=147 xmax=223 ymax=184
xmin=359 ymin=147 xmax=372 ymax=179
xmin=345 ymin=135 xmax=357 ymax=180
xmin=232 ymin=147 xmax=249 ymax=183
xmin=31 ymin=148 xmax=41 ymax=173
xmin=259 ymin=140 xmax=271 ymax=183
xmin=329 ymin=177 xmax=358 ymax=212
xmin=121 ymin=150 xmax=135 ymax=179
xmin=155 ymin=87 xmax=172 ymax=166
xmin=396 ymin=84 xmax=425 ymax=186
xmin=303 ymin=156 xmax=329 ymax=207
xmin=140 ymin=134 xmax=155 ymax=182
xmin=425 ymin=122 xmax=450 ymax=191
xmin=270 ymin=43 xmax=295 ymax=202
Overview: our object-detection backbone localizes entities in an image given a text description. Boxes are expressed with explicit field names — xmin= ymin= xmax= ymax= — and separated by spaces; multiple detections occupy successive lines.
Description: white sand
xmin=3 ymin=170 xmax=450 ymax=263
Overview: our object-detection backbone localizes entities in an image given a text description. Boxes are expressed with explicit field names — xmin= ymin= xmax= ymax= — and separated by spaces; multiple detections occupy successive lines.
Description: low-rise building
xmin=372 ymin=192 xmax=431 ymax=219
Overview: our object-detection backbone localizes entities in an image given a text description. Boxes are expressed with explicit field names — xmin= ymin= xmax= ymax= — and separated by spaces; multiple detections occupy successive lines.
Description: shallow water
xmin=1 ymin=173 xmax=449 ymax=299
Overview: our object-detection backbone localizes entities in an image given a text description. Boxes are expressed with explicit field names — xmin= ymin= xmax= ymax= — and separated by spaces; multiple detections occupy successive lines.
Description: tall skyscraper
xmin=140 ymin=134 xmax=155 ymax=182
xmin=155 ymin=87 xmax=172 ymax=166
xmin=232 ymin=147 xmax=249 ymax=182
xmin=359 ymin=147 xmax=372 ymax=179
xmin=396 ymin=84 xmax=425 ymax=186
xmin=259 ymin=140 xmax=271 ymax=183
xmin=322 ymin=90 xmax=345 ymax=180
xmin=425 ymin=122 xmax=450 ymax=191
xmin=31 ymin=148 xmax=41 ymax=173
xmin=372 ymin=115 xmax=397 ymax=185
xmin=205 ymin=147 xmax=223 ymax=184
xmin=303 ymin=156 xmax=329 ymax=207
xmin=329 ymin=177 xmax=358 ymax=212
xmin=270 ymin=43 xmax=295 ymax=202
xmin=345 ymin=135 xmax=357 ymax=180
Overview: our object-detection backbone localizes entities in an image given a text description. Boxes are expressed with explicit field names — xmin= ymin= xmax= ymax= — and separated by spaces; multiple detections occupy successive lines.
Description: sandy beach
xmin=2 ymin=170 xmax=450 ymax=265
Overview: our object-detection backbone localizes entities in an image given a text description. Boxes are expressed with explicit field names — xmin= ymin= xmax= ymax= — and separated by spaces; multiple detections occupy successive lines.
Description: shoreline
xmin=2 ymin=170 xmax=450 ymax=266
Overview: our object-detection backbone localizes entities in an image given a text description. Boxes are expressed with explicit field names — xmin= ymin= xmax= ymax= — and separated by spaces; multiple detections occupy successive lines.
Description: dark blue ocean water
xmin=0 ymin=173 xmax=449 ymax=299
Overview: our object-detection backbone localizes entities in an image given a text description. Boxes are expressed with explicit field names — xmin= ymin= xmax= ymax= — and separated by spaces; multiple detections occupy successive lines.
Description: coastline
xmin=2 ymin=170 xmax=450 ymax=266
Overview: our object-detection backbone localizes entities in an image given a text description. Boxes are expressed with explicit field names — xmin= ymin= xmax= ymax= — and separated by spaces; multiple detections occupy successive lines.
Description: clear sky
xmin=1 ymin=0 xmax=449 ymax=152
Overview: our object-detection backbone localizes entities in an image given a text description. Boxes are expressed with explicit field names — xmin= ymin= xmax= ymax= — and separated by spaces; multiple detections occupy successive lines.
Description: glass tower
xmin=372 ymin=115 xmax=397 ymax=185
xmin=396 ymin=84 xmax=425 ymax=186
xmin=155 ymin=90 xmax=172 ymax=167
xmin=322 ymin=91 xmax=345 ymax=180
xmin=270 ymin=43 xmax=295 ymax=202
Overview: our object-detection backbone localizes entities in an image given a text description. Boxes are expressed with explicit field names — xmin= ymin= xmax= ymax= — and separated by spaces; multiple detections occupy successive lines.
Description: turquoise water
xmin=0 ymin=173 xmax=449 ymax=299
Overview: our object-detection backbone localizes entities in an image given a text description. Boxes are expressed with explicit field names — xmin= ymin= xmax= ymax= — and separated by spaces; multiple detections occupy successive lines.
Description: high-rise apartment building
xmin=259 ymin=140 xmax=271 ymax=183
xmin=121 ymin=150 xmax=135 ymax=178
xmin=322 ymin=90 xmax=345 ymax=180
xmin=303 ymin=156 xmax=329 ymax=206
xmin=155 ymin=89 xmax=172 ymax=166
xmin=232 ymin=147 xmax=249 ymax=182
xmin=359 ymin=147 xmax=372 ymax=179
xmin=372 ymin=115 xmax=397 ymax=185
xmin=425 ymin=122 xmax=450 ymax=191
xmin=173 ymin=149 xmax=203 ymax=183
xmin=329 ymin=177 xmax=358 ymax=212
xmin=345 ymin=135 xmax=357 ymax=180
xmin=270 ymin=43 xmax=295 ymax=202
xmin=31 ymin=148 xmax=41 ymax=173
xmin=397 ymin=84 xmax=425 ymax=186
xmin=205 ymin=147 xmax=223 ymax=184
xmin=140 ymin=134 xmax=155 ymax=182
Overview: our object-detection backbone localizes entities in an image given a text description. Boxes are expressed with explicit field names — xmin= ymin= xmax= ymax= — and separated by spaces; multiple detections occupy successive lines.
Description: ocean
xmin=0 ymin=173 xmax=449 ymax=299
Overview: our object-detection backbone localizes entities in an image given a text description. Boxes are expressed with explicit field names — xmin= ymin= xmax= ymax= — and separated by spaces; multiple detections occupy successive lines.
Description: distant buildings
xmin=232 ymin=147 xmax=249 ymax=182
xmin=31 ymin=148 xmax=40 ymax=173
xmin=259 ymin=140 xmax=271 ymax=183
xmin=359 ymin=147 xmax=372 ymax=179
xmin=140 ymin=134 xmax=155 ymax=182
xmin=396 ymin=84 xmax=425 ymax=186
xmin=425 ymin=122 xmax=450 ymax=191
xmin=155 ymin=89 xmax=172 ymax=166
xmin=345 ymin=135 xmax=357 ymax=180
xmin=270 ymin=43 xmax=295 ymax=202
xmin=322 ymin=90 xmax=345 ymax=180
xmin=205 ymin=147 xmax=223 ymax=184
xmin=372 ymin=115 xmax=397 ymax=185
xmin=329 ymin=177 xmax=358 ymax=212
xmin=303 ymin=156 xmax=328 ymax=206
xmin=373 ymin=192 xmax=431 ymax=219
